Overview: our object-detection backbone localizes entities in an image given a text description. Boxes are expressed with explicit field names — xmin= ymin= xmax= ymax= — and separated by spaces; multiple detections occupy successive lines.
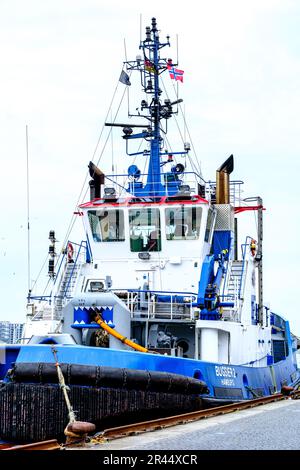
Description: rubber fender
xmin=9 ymin=362 xmax=209 ymax=395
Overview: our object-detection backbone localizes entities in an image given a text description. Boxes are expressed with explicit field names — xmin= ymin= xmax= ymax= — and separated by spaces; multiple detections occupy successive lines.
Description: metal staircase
xmin=226 ymin=260 xmax=244 ymax=300
xmin=54 ymin=262 xmax=80 ymax=315
xmin=221 ymin=260 xmax=246 ymax=321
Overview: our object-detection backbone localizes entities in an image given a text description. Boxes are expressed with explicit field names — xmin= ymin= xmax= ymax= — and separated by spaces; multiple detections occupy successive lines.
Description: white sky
xmin=1 ymin=0 xmax=300 ymax=335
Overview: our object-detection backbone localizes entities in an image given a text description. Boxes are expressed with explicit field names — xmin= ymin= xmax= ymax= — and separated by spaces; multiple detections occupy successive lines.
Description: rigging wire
xmin=161 ymin=75 xmax=203 ymax=177
xmin=60 ymin=74 xmax=130 ymax=254
xmin=111 ymin=109 xmax=114 ymax=174
xmin=30 ymin=253 xmax=49 ymax=293
xmin=32 ymin=74 xmax=130 ymax=293
xmin=161 ymin=77 xmax=202 ymax=176
xmin=25 ymin=125 xmax=31 ymax=293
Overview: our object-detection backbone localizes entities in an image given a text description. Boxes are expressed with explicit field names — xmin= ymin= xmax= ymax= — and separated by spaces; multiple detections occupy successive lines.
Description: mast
xmin=244 ymin=196 xmax=264 ymax=326
xmin=106 ymin=17 xmax=189 ymax=198
xmin=256 ymin=197 xmax=264 ymax=325
xmin=145 ymin=18 xmax=163 ymax=197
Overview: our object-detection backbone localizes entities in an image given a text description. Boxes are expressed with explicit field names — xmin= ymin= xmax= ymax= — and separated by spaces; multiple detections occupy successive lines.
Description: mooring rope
xmin=51 ymin=347 xmax=76 ymax=424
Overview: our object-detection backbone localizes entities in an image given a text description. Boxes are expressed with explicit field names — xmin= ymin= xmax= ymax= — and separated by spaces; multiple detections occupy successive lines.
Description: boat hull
xmin=0 ymin=344 xmax=299 ymax=442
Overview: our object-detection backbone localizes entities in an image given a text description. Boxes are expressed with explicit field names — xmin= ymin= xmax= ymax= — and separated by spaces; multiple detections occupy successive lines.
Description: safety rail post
xmin=53 ymin=250 xmax=67 ymax=287
xmin=234 ymin=276 xmax=240 ymax=321
xmin=148 ymin=295 xmax=151 ymax=318
xmin=238 ymin=235 xmax=253 ymax=300
xmin=220 ymin=231 xmax=234 ymax=300
xmin=151 ymin=294 xmax=156 ymax=318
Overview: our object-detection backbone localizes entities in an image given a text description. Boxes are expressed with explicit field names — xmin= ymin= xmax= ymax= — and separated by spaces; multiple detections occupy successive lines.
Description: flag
xmin=144 ymin=58 xmax=156 ymax=74
xmin=167 ymin=62 xmax=184 ymax=83
xmin=119 ymin=69 xmax=131 ymax=86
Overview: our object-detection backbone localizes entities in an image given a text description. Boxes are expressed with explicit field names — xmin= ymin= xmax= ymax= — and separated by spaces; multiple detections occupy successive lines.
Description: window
xmin=88 ymin=209 xmax=125 ymax=242
xmin=129 ymin=208 xmax=161 ymax=252
xmin=204 ymin=207 xmax=216 ymax=243
xmin=165 ymin=206 xmax=202 ymax=240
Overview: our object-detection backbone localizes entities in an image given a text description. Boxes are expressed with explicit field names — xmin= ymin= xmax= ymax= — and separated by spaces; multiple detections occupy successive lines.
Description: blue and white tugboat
xmin=1 ymin=18 xmax=299 ymax=443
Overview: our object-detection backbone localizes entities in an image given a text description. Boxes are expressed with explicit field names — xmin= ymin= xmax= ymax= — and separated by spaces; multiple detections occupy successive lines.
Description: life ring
xmin=67 ymin=242 xmax=74 ymax=262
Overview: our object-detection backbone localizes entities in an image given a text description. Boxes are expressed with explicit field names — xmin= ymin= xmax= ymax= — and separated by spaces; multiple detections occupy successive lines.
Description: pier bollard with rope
xmin=281 ymin=385 xmax=295 ymax=398
xmin=51 ymin=347 xmax=96 ymax=445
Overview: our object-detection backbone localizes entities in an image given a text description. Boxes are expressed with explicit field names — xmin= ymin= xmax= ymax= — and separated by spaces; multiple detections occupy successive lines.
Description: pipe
xmin=216 ymin=154 xmax=234 ymax=204
xmin=88 ymin=161 xmax=105 ymax=199
xmin=95 ymin=314 xmax=149 ymax=353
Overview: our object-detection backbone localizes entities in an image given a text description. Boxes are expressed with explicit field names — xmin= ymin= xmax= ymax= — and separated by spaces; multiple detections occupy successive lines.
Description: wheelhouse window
xmin=165 ymin=206 xmax=202 ymax=240
xmin=88 ymin=209 xmax=125 ymax=242
xmin=129 ymin=208 xmax=161 ymax=252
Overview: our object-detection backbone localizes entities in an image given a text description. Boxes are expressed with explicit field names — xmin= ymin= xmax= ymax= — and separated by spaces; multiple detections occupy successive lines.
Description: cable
xmin=161 ymin=76 xmax=202 ymax=176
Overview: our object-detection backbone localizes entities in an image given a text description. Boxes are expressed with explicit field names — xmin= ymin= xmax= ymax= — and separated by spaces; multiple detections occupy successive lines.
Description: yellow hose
xmin=95 ymin=315 xmax=148 ymax=353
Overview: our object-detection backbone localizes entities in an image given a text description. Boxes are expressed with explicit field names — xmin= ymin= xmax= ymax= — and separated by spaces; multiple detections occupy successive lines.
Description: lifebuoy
xmin=67 ymin=242 xmax=74 ymax=262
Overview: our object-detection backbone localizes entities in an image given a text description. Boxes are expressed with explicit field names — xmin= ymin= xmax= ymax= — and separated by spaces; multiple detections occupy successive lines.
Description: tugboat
xmin=1 ymin=17 xmax=299 ymax=443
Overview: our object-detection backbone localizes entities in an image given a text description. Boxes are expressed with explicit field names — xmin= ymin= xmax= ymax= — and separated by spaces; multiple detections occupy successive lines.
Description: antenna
xmin=176 ymin=35 xmax=179 ymax=101
xmin=124 ymin=38 xmax=130 ymax=116
xmin=111 ymin=110 xmax=114 ymax=174
xmin=26 ymin=125 xmax=31 ymax=294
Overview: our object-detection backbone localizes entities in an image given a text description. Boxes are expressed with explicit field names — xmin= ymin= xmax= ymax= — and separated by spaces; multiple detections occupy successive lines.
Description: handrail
xmin=53 ymin=239 xmax=86 ymax=287
xmin=53 ymin=251 xmax=67 ymax=287
xmin=239 ymin=235 xmax=254 ymax=299
xmin=126 ymin=289 xmax=197 ymax=297
xmin=221 ymin=233 xmax=234 ymax=298
xmin=123 ymin=289 xmax=197 ymax=320
xmin=28 ymin=240 xmax=87 ymax=307
xmin=63 ymin=240 xmax=87 ymax=297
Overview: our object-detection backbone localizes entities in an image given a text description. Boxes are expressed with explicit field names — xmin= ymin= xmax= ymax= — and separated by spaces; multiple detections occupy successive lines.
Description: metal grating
xmin=214 ymin=204 xmax=234 ymax=231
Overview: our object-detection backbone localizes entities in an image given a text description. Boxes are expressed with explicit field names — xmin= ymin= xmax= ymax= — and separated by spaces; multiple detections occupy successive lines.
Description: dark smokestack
xmin=88 ymin=161 xmax=105 ymax=200
xmin=216 ymin=154 xmax=234 ymax=204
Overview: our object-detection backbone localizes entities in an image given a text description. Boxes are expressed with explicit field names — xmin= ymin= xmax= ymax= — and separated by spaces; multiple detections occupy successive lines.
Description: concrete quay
xmin=88 ymin=398 xmax=300 ymax=451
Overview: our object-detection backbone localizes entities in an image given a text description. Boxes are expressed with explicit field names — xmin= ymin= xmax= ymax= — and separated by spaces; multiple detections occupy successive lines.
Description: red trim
xmin=234 ymin=205 xmax=265 ymax=214
xmin=79 ymin=195 xmax=209 ymax=209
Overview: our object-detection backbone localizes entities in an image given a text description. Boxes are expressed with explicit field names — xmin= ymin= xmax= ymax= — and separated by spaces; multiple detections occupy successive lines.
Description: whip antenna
xmin=26 ymin=125 xmax=31 ymax=294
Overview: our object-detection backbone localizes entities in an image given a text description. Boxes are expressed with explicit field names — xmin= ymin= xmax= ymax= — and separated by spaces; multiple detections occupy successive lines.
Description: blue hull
xmin=1 ymin=344 xmax=299 ymax=401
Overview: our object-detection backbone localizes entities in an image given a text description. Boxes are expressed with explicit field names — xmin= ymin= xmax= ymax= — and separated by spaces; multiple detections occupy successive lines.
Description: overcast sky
xmin=1 ymin=0 xmax=300 ymax=335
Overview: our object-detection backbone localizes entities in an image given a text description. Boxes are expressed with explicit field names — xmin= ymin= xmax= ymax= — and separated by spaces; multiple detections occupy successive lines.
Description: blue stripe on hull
xmin=2 ymin=344 xmax=299 ymax=400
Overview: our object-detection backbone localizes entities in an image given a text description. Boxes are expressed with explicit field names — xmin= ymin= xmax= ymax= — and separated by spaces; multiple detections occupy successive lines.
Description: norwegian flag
xmin=167 ymin=60 xmax=184 ymax=82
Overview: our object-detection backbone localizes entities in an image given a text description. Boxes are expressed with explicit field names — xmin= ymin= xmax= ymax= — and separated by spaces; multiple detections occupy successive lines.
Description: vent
xmin=214 ymin=386 xmax=243 ymax=399
xmin=214 ymin=204 xmax=234 ymax=231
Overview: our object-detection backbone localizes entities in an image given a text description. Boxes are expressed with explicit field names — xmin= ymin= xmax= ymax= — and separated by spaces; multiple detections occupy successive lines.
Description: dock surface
xmin=87 ymin=398 xmax=300 ymax=450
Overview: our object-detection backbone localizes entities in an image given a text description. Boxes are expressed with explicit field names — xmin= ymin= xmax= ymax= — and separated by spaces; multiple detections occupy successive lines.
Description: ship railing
xmin=219 ymin=235 xmax=253 ymax=323
xmin=57 ymin=240 xmax=87 ymax=301
xmin=218 ymin=292 xmax=241 ymax=322
xmin=221 ymin=235 xmax=234 ymax=298
xmin=53 ymin=240 xmax=87 ymax=295
xmin=240 ymin=235 xmax=254 ymax=299
xmin=102 ymin=171 xmax=206 ymax=198
xmin=205 ymin=179 xmax=244 ymax=205
xmin=28 ymin=240 xmax=87 ymax=320
xmin=124 ymin=289 xmax=197 ymax=321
